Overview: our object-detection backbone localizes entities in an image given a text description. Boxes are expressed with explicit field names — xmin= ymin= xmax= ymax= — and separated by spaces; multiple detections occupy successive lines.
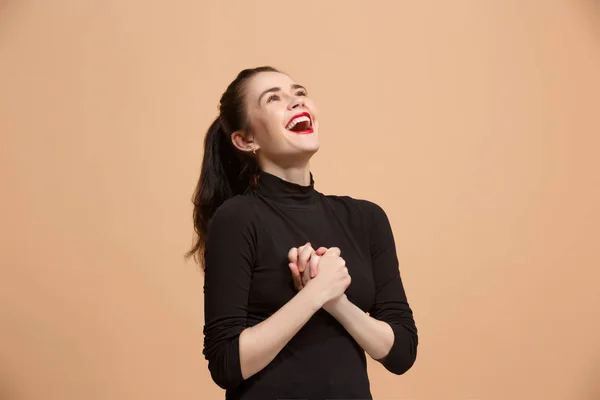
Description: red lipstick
xmin=285 ymin=112 xmax=314 ymax=134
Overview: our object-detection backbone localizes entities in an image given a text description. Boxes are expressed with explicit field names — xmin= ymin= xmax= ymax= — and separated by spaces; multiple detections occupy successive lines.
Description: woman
xmin=188 ymin=66 xmax=418 ymax=399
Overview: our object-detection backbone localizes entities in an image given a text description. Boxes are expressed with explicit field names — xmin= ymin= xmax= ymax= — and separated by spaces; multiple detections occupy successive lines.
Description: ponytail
xmin=186 ymin=117 xmax=258 ymax=266
xmin=186 ymin=66 xmax=279 ymax=267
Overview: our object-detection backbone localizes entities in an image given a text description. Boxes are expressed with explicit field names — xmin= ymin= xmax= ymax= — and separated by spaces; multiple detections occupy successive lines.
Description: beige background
xmin=1 ymin=1 xmax=599 ymax=399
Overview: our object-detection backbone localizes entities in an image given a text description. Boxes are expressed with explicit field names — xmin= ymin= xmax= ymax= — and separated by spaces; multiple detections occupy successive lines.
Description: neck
xmin=258 ymin=161 xmax=312 ymax=186
xmin=253 ymin=164 xmax=318 ymax=208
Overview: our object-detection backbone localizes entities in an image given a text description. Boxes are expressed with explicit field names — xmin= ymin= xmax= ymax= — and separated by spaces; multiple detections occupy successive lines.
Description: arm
xmin=238 ymin=288 xmax=322 ymax=381
xmin=325 ymin=201 xmax=418 ymax=374
xmin=324 ymin=295 xmax=395 ymax=360
xmin=202 ymin=201 xmax=325 ymax=390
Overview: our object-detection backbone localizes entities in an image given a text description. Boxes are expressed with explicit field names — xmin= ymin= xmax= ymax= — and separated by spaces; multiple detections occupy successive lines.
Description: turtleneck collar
xmin=253 ymin=170 xmax=319 ymax=207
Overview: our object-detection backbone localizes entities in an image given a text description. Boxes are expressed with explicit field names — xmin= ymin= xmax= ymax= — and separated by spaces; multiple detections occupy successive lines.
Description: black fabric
xmin=203 ymin=170 xmax=418 ymax=400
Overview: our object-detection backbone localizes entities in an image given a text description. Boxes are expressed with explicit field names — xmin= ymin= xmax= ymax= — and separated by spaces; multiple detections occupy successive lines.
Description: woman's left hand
xmin=288 ymin=243 xmax=327 ymax=291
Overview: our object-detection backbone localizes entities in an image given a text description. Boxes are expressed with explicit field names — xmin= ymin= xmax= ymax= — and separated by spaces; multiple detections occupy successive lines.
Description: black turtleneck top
xmin=203 ymin=171 xmax=418 ymax=400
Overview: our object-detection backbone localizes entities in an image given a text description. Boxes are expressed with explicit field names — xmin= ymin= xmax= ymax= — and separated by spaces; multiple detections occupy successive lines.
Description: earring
xmin=252 ymin=147 xmax=257 ymax=155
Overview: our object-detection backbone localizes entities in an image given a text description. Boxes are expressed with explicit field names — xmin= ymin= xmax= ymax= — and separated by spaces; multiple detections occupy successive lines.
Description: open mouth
xmin=285 ymin=112 xmax=314 ymax=134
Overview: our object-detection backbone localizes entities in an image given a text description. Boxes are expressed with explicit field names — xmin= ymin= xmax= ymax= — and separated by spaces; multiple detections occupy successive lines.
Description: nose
xmin=288 ymin=96 xmax=305 ymax=110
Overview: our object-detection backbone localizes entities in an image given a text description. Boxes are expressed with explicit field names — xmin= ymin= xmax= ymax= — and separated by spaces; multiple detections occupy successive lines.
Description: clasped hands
xmin=287 ymin=243 xmax=351 ymax=311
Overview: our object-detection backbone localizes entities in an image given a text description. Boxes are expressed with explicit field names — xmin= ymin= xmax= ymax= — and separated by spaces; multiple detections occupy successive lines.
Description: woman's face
xmin=238 ymin=71 xmax=320 ymax=166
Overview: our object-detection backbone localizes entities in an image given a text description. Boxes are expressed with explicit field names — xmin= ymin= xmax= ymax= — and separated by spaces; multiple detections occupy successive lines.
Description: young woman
xmin=188 ymin=66 xmax=418 ymax=399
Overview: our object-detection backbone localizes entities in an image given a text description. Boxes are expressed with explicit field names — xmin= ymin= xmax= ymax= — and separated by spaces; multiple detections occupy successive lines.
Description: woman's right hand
xmin=304 ymin=247 xmax=351 ymax=307
xmin=288 ymin=243 xmax=326 ymax=291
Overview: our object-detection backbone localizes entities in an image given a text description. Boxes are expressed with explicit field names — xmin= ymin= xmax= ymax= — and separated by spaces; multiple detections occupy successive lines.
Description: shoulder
xmin=324 ymin=194 xmax=388 ymax=222
xmin=325 ymin=196 xmax=397 ymax=255
xmin=209 ymin=194 xmax=260 ymax=233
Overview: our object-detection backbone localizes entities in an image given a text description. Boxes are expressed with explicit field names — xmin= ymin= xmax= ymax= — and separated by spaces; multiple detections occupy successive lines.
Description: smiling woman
xmin=187 ymin=66 xmax=418 ymax=400
xmin=233 ymin=70 xmax=320 ymax=171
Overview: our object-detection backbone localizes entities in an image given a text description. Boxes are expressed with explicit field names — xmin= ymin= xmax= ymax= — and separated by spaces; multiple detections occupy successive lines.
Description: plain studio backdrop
xmin=1 ymin=1 xmax=599 ymax=399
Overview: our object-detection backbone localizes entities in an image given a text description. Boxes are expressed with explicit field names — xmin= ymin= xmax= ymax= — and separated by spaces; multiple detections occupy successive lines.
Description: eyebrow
xmin=257 ymin=84 xmax=306 ymax=105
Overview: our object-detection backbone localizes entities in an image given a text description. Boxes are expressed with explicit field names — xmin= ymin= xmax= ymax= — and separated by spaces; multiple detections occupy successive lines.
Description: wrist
xmin=323 ymin=294 xmax=348 ymax=315
xmin=299 ymin=284 xmax=327 ymax=312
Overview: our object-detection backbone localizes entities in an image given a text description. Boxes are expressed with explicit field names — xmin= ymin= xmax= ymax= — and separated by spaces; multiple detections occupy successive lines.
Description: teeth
xmin=286 ymin=115 xmax=311 ymax=130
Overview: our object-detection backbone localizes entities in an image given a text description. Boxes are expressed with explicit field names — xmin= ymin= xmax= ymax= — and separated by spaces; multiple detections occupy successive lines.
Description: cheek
xmin=269 ymin=107 xmax=286 ymax=127
xmin=254 ymin=108 xmax=284 ymax=130
xmin=251 ymin=116 xmax=282 ymax=147
xmin=263 ymin=110 xmax=287 ymax=141
xmin=249 ymin=107 xmax=289 ymax=148
xmin=305 ymin=100 xmax=318 ymax=118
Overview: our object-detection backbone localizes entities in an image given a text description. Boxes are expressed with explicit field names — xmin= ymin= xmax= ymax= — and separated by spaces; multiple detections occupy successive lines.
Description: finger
xmin=298 ymin=241 xmax=310 ymax=255
xmin=324 ymin=247 xmax=341 ymax=257
xmin=294 ymin=242 xmax=309 ymax=263
xmin=301 ymin=266 xmax=311 ymax=286
xmin=315 ymin=247 xmax=328 ymax=256
xmin=298 ymin=244 xmax=313 ymax=273
xmin=288 ymin=247 xmax=299 ymax=264
xmin=288 ymin=263 xmax=303 ymax=291
xmin=299 ymin=241 xmax=310 ymax=251
xmin=289 ymin=262 xmax=300 ymax=281
xmin=309 ymin=254 xmax=320 ymax=279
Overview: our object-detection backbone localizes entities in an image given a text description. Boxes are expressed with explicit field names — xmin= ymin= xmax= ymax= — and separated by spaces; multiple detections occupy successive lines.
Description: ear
xmin=231 ymin=130 xmax=258 ymax=154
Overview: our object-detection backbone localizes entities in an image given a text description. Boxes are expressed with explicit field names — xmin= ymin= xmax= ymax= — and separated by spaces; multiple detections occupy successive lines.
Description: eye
xmin=267 ymin=94 xmax=280 ymax=103
xmin=295 ymin=89 xmax=307 ymax=97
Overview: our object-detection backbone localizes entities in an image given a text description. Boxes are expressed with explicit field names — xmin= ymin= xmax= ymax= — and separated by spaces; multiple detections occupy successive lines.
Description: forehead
xmin=245 ymin=71 xmax=296 ymax=99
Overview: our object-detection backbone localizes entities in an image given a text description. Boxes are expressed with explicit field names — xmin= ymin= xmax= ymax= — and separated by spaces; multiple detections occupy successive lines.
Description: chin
xmin=297 ymin=135 xmax=320 ymax=154
xmin=300 ymin=146 xmax=319 ymax=156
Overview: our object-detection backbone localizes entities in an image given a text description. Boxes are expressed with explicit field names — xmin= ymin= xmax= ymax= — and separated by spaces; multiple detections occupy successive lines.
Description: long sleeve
xmin=364 ymin=200 xmax=418 ymax=375
xmin=202 ymin=198 xmax=257 ymax=390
